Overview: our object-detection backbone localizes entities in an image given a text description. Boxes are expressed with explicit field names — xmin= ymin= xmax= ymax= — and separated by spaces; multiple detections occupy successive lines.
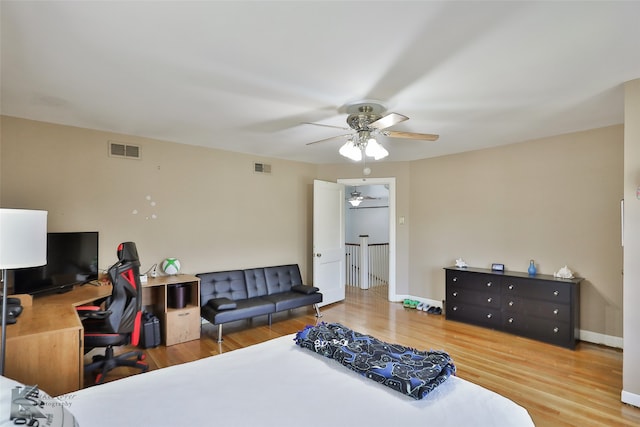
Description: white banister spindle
xmin=345 ymin=243 xmax=360 ymax=287
xmin=359 ymin=235 xmax=369 ymax=289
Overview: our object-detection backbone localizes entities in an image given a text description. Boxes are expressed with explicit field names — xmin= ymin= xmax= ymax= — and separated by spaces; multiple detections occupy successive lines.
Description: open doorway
xmin=337 ymin=177 xmax=396 ymax=301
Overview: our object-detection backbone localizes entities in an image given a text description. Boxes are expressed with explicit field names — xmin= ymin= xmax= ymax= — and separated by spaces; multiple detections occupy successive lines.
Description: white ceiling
xmin=2 ymin=1 xmax=640 ymax=164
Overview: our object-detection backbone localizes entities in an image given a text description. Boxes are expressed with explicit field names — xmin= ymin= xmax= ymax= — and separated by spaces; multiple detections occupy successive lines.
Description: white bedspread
xmin=1 ymin=335 xmax=534 ymax=426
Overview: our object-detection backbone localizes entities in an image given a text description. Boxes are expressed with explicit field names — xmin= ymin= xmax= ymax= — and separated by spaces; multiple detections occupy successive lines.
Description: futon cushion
xmin=207 ymin=297 xmax=237 ymax=311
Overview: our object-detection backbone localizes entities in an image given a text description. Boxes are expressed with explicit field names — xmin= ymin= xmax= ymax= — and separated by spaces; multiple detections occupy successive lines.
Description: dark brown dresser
xmin=444 ymin=267 xmax=582 ymax=349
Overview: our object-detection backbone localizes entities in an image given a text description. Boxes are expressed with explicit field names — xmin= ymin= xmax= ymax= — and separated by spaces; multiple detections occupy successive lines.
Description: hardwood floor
xmin=86 ymin=285 xmax=640 ymax=426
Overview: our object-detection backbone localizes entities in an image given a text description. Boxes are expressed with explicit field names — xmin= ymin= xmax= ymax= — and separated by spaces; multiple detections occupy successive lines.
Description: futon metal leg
xmin=314 ymin=304 xmax=322 ymax=318
xmin=217 ymin=324 xmax=223 ymax=343
xmin=268 ymin=313 xmax=272 ymax=326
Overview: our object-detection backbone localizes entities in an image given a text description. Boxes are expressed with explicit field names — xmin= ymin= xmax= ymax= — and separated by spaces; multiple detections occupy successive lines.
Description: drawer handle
xmin=486 ymin=313 xmax=492 ymax=319
xmin=508 ymin=317 xmax=514 ymax=323
xmin=453 ymin=277 xmax=458 ymax=282
xmin=553 ymin=290 xmax=559 ymax=296
xmin=452 ymin=306 xmax=458 ymax=311
xmin=487 ymin=297 xmax=492 ymax=303
xmin=508 ymin=284 xmax=514 ymax=290
xmin=486 ymin=281 xmax=492 ymax=287
xmin=508 ymin=301 xmax=514 ymax=307
xmin=553 ymin=327 xmax=559 ymax=333
xmin=178 ymin=312 xmax=190 ymax=317
xmin=553 ymin=309 xmax=559 ymax=315
xmin=453 ymin=291 xmax=458 ymax=297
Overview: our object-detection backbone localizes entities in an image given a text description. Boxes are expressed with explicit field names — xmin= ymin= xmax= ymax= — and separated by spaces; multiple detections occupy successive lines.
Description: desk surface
xmin=7 ymin=274 xmax=200 ymax=339
xmin=32 ymin=283 xmax=113 ymax=307
xmin=7 ymin=285 xmax=112 ymax=339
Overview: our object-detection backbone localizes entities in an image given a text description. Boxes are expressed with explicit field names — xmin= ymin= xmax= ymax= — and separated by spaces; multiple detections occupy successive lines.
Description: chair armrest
xmin=77 ymin=306 xmax=112 ymax=320
xmin=292 ymin=285 xmax=320 ymax=295
xmin=206 ymin=298 xmax=237 ymax=311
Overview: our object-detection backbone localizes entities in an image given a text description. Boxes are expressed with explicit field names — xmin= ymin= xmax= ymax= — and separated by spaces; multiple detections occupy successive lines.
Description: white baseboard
xmin=579 ymin=329 xmax=623 ymax=349
xmin=621 ymin=390 xmax=640 ymax=408
xmin=394 ymin=294 xmax=442 ymax=308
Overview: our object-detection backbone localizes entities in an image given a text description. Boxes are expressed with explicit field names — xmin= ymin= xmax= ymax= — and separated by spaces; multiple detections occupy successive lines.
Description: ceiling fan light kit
xmin=364 ymin=138 xmax=389 ymax=160
xmin=348 ymin=190 xmax=364 ymax=207
xmin=339 ymin=136 xmax=388 ymax=162
xmin=348 ymin=198 xmax=362 ymax=207
xmin=339 ymin=139 xmax=363 ymax=161
xmin=304 ymin=100 xmax=438 ymax=162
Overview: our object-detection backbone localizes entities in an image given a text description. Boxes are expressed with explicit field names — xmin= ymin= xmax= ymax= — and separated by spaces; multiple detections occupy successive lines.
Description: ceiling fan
xmin=347 ymin=187 xmax=378 ymax=207
xmin=304 ymin=100 xmax=439 ymax=161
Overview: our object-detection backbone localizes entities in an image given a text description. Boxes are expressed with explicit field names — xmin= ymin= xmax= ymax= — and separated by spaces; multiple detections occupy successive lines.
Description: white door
xmin=313 ymin=180 xmax=345 ymax=306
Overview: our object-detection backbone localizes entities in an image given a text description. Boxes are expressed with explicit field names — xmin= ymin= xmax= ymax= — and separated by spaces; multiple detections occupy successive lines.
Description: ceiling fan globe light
xmin=339 ymin=140 xmax=361 ymax=161
xmin=374 ymin=145 xmax=389 ymax=160
xmin=364 ymin=138 xmax=379 ymax=157
xmin=349 ymin=143 xmax=362 ymax=161
xmin=339 ymin=141 xmax=352 ymax=157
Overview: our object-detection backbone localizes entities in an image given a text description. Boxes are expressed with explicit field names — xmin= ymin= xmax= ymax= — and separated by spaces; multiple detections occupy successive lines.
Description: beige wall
xmin=0 ymin=116 xmax=317 ymax=280
xmin=1 ymin=116 xmax=625 ymax=344
xmin=623 ymin=79 xmax=640 ymax=404
xmin=409 ymin=126 xmax=624 ymax=338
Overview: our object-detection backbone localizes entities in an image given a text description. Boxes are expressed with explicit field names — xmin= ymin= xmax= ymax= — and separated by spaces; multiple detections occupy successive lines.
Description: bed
xmin=1 ymin=329 xmax=534 ymax=427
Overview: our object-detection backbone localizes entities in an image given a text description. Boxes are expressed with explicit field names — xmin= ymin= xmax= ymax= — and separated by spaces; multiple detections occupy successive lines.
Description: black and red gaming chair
xmin=78 ymin=242 xmax=148 ymax=385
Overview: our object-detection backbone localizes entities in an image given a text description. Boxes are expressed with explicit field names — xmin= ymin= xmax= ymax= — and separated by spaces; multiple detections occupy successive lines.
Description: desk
xmin=3 ymin=274 xmax=200 ymax=395
xmin=4 ymin=285 xmax=111 ymax=396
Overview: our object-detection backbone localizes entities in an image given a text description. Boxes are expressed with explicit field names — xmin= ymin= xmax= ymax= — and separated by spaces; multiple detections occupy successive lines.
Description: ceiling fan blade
xmin=368 ymin=112 xmax=409 ymax=130
xmin=302 ymin=122 xmax=350 ymax=131
xmin=385 ymin=130 xmax=439 ymax=141
xmin=305 ymin=133 xmax=352 ymax=146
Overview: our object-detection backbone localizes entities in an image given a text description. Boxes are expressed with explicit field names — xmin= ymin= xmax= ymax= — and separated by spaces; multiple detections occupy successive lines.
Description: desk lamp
xmin=0 ymin=208 xmax=47 ymax=375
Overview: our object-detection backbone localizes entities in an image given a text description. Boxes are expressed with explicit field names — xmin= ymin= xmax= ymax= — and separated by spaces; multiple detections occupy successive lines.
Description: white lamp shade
xmin=0 ymin=209 xmax=48 ymax=269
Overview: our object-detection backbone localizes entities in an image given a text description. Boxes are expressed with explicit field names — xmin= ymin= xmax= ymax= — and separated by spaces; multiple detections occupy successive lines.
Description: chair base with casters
xmin=79 ymin=306 xmax=150 ymax=385
xmin=84 ymin=344 xmax=148 ymax=385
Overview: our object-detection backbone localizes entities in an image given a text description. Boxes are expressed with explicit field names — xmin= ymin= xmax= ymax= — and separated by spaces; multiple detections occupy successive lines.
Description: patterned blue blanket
xmin=294 ymin=323 xmax=456 ymax=400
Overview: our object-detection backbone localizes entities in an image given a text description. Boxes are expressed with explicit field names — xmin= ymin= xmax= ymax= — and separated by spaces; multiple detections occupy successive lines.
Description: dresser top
xmin=444 ymin=266 xmax=583 ymax=284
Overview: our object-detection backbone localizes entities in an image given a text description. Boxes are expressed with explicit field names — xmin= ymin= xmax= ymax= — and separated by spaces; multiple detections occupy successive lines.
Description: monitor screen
xmin=13 ymin=231 xmax=99 ymax=296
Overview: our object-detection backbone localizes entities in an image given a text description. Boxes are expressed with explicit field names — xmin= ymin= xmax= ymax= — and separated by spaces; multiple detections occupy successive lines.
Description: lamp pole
xmin=1 ymin=269 xmax=9 ymax=375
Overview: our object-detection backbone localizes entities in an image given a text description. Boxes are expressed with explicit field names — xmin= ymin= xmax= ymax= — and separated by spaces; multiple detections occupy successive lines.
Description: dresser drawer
xmin=447 ymin=270 xmax=501 ymax=292
xmin=503 ymin=297 xmax=571 ymax=322
xmin=447 ymin=286 xmax=501 ymax=308
xmin=502 ymin=277 xmax=572 ymax=303
xmin=447 ymin=303 xmax=501 ymax=328
xmin=503 ymin=313 xmax=572 ymax=347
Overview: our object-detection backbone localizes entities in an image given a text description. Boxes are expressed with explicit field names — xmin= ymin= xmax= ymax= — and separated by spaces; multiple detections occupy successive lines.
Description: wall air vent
xmin=254 ymin=162 xmax=272 ymax=174
xmin=109 ymin=141 xmax=141 ymax=159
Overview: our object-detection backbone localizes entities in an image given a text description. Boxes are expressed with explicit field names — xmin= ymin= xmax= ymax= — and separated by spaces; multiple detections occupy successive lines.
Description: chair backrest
xmin=105 ymin=242 xmax=143 ymax=345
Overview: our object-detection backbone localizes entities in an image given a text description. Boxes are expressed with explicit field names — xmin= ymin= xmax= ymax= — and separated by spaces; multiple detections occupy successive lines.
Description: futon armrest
xmin=292 ymin=285 xmax=320 ymax=295
xmin=77 ymin=305 xmax=112 ymax=320
xmin=207 ymin=298 xmax=237 ymax=311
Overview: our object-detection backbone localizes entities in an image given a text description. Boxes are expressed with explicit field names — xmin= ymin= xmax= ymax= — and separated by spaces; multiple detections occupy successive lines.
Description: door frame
xmin=337 ymin=177 xmax=396 ymax=301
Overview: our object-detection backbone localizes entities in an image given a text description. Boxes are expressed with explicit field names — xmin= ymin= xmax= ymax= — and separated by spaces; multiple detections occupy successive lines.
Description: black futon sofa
xmin=197 ymin=264 xmax=322 ymax=342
